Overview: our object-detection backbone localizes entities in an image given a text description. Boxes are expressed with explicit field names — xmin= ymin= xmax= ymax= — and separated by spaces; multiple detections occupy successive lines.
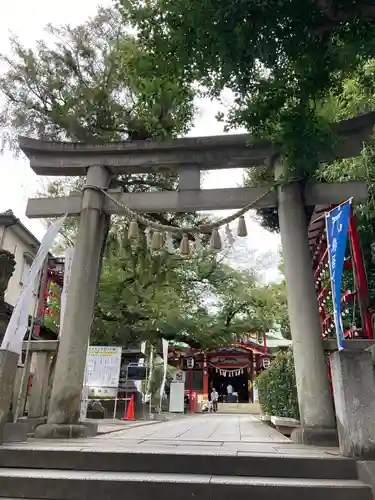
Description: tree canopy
xmin=44 ymin=223 xmax=287 ymax=349
xmin=125 ymin=0 xmax=375 ymax=177
xmin=316 ymin=60 xmax=375 ymax=317
xmin=0 ymin=6 xmax=195 ymax=149
xmin=80 ymin=223 xmax=287 ymax=349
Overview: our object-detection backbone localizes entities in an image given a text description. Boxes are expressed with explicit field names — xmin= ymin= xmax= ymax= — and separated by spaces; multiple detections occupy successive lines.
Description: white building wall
xmin=0 ymin=224 xmax=38 ymax=315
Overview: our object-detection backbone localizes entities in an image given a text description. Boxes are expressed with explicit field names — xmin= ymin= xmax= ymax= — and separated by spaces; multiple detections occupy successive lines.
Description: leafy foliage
xmin=317 ymin=60 xmax=375 ymax=318
xmin=0 ymin=6 xmax=195 ymax=150
xmin=266 ymin=282 xmax=290 ymax=340
xmin=90 ymin=226 xmax=284 ymax=349
xmin=256 ymin=350 xmax=299 ymax=419
xmin=124 ymin=0 xmax=375 ymax=178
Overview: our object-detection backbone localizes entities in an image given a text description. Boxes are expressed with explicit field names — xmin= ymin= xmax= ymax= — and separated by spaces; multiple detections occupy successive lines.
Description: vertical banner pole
xmin=159 ymin=338 xmax=169 ymax=413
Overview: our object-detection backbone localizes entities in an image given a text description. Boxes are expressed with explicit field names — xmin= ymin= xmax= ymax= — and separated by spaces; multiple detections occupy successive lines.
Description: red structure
xmin=308 ymin=205 xmax=373 ymax=341
xmin=33 ymin=257 xmax=64 ymax=339
xmin=168 ymin=339 xmax=274 ymax=411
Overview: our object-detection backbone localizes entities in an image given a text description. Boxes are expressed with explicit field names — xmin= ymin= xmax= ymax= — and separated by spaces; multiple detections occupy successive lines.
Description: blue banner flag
xmin=325 ymin=199 xmax=352 ymax=350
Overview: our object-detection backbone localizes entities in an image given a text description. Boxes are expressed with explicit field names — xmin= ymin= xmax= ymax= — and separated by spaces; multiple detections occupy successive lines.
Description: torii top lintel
xmin=19 ymin=111 xmax=375 ymax=177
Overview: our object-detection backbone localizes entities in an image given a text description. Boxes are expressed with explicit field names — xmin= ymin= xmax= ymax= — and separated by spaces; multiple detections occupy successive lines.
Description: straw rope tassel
xmin=180 ymin=234 xmax=190 ymax=256
xmin=128 ymin=219 xmax=139 ymax=240
xmin=210 ymin=228 xmax=222 ymax=251
xmin=151 ymin=231 xmax=163 ymax=251
xmin=237 ymin=216 xmax=248 ymax=237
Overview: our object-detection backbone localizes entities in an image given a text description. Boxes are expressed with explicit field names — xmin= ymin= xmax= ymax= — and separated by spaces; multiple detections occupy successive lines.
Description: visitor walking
xmin=211 ymin=388 xmax=219 ymax=412
xmin=226 ymin=383 xmax=233 ymax=403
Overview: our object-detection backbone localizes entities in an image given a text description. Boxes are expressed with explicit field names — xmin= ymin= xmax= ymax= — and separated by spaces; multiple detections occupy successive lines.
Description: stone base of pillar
xmin=34 ymin=423 xmax=90 ymax=439
xmin=291 ymin=427 xmax=338 ymax=447
xmin=331 ymin=350 xmax=375 ymax=458
xmin=18 ymin=416 xmax=47 ymax=434
xmin=0 ymin=349 xmax=19 ymax=443
xmin=2 ymin=422 xmax=28 ymax=443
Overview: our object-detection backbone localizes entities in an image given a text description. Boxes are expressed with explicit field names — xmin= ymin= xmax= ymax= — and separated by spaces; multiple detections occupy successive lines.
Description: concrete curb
xmin=96 ymin=420 xmax=162 ymax=435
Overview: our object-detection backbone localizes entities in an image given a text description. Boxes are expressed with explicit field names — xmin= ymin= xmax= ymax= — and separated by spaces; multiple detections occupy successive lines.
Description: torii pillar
xmin=17 ymin=111 xmax=374 ymax=441
xmin=277 ymin=173 xmax=336 ymax=444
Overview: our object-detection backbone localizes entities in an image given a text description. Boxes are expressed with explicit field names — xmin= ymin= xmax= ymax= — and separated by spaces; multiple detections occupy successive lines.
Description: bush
xmin=256 ymin=350 xmax=299 ymax=419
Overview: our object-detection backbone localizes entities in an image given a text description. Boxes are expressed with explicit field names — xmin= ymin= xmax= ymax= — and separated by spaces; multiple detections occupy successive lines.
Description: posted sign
xmin=85 ymin=346 xmax=122 ymax=388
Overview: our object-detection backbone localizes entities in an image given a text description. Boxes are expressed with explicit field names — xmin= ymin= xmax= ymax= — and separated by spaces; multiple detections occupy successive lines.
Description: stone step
xmin=0 ymin=469 xmax=371 ymax=500
xmin=0 ymin=448 xmax=358 ymax=480
xmin=217 ymin=403 xmax=260 ymax=414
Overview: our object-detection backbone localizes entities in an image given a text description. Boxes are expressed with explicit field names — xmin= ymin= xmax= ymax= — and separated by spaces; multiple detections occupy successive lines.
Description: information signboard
xmin=85 ymin=346 xmax=122 ymax=388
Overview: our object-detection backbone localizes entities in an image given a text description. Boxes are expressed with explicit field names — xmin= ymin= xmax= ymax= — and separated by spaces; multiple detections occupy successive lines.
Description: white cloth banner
xmin=135 ymin=345 xmax=146 ymax=393
xmin=144 ymin=345 xmax=154 ymax=403
xmin=59 ymin=246 xmax=74 ymax=337
xmin=1 ymin=215 xmax=67 ymax=355
xmin=159 ymin=338 xmax=169 ymax=407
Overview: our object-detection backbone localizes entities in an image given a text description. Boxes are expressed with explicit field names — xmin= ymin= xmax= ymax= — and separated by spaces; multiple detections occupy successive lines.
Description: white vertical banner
xmin=159 ymin=338 xmax=169 ymax=410
xmin=135 ymin=343 xmax=146 ymax=393
xmin=1 ymin=215 xmax=67 ymax=355
xmin=59 ymin=246 xmax=74 ymax=337
xmin=145 ymin=345 xmax=154 ymax=404
xmin=253 ymin=384 xmax=259 ymax=402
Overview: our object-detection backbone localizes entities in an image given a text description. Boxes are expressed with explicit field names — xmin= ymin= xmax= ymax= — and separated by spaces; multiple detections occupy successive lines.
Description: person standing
xmin=211 ymin=388 xmax=219 ymax=412
xmin=226 ymin=383 xmax=233 ymax=403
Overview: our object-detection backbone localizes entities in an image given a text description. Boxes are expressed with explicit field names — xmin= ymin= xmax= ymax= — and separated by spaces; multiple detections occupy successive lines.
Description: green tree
xmin=316 ymin=61 xmax=375 ymax=315
xmin=90 ymin=226 xmax=282 ymax=349
xmin=125 ymin=0 xmax=375 ymax=234
xmin=0 ymin=6 xmax=195 ymax=149
xmin=125 ymin=0 xmax=375 ymax=174
xmin=265 ymin=281 xmax=290 ymax=340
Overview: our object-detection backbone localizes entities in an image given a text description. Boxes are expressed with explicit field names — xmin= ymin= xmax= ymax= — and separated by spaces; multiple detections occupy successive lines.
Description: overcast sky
xmin=0 ymin=0 xmax=281 ymax=280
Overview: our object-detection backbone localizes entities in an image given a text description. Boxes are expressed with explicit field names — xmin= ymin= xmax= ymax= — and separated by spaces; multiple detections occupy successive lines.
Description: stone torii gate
xmin=14 ymin=112 xmax=375 ymax=441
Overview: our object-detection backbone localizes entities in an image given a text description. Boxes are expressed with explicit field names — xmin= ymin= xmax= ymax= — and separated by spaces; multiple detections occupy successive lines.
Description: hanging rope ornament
xmin=101 ymin=185 xmax=273 ymax=237
xmin=165 ymin=232 xmax=174 ymax=253
xmin=145 ymin=227 xmax=153 ymax=248
xmin=179 ymin=233 xmax=190 ymax=256
xmin=128 ymin=219 xmax=139 ymax=240
xmin=151 ymin=231 xmax=164 ymax=251
xmin=194 ymin=234 xmax=203 ymax=252
xmin=237 ymin=216 xmax=248 ymax=237
xmin=92 ymin=183 xmax=287 ymax=257
xmin=210 ymin=228 xmax=222 ymax=251
xmin=213 ymin=365 xmax=249 ymax=377
xmin=224 ymin=224 xmax=235 ymax=247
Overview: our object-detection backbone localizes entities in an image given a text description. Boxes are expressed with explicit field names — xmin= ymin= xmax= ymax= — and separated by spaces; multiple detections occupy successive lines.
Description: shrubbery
xmin=256 ymin=350 xmax=299 ymax=420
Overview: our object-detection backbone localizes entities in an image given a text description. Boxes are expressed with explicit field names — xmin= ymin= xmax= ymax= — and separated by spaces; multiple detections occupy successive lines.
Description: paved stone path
xmin=2 ymin=414 xmax=341 ymax=458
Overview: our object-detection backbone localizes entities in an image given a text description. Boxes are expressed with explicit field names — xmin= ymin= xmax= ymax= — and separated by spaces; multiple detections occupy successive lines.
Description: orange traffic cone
xmin=124 ymin=395 xmax=135 ymax=421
